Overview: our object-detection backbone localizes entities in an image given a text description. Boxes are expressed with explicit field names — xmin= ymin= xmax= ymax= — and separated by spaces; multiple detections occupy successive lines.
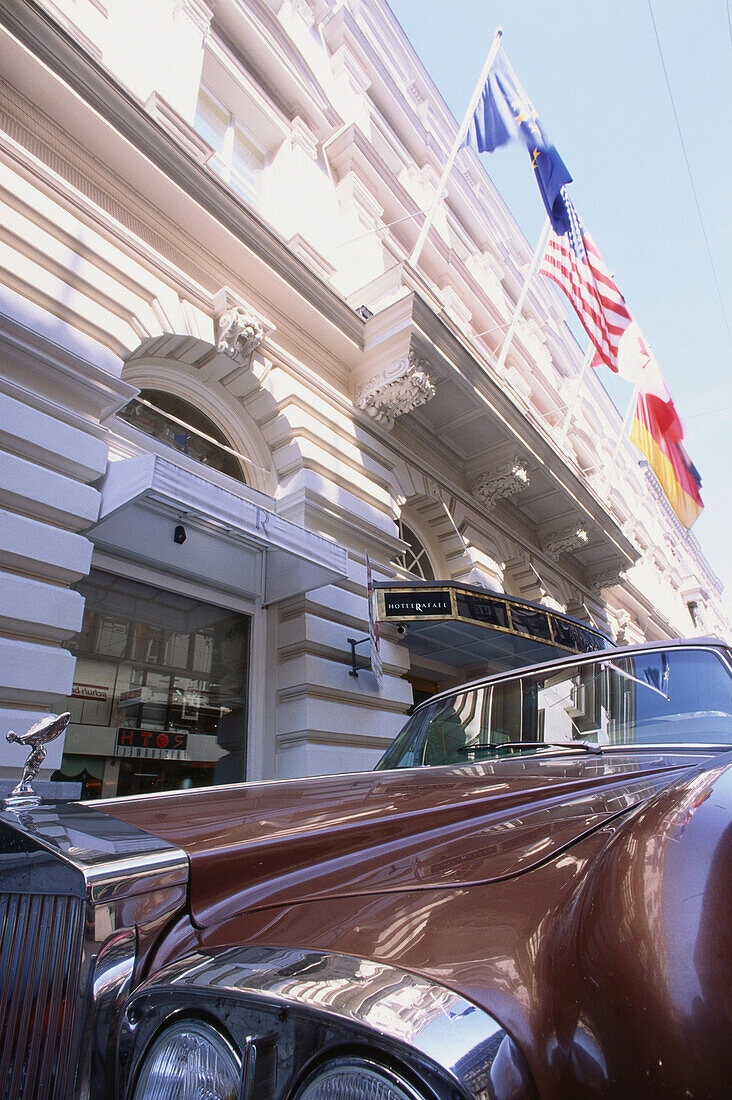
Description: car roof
xmin=416 ymin=636 xmax=732 ymax=712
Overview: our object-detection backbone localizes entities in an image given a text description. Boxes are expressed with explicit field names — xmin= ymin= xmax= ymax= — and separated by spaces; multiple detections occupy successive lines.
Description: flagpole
xmin=558 ymin=343 xmax=593 ymax=446
xmin=409 ymin=27 xmax=503 ymax=269
xmin=493 ymin=216 xmax=550 ymax=376
xmin=601 ymin=382 xmax=640 ymax=494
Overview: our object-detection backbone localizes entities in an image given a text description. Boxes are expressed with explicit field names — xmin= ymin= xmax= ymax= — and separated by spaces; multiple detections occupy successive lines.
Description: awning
xmin=90 ymin=454 xmax=348 ymax=604
xmin=375 ymin=580 xmax=612 ymax=673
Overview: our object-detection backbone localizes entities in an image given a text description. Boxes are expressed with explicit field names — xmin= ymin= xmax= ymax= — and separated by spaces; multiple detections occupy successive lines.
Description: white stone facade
xmin=0 ymin=0 xmax=727 ymax=788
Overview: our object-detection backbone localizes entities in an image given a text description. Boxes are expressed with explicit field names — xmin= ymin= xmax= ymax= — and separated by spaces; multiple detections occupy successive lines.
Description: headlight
xmin=132 ymin=1019 xmax=241 ymax=1100
xmin=294 ymin=1056 xmax=425 ymax=1100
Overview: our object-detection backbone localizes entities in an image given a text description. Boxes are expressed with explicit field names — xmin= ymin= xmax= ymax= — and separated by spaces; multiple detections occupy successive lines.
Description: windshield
xmin=377 ymin=646 xmax=732 ymax=769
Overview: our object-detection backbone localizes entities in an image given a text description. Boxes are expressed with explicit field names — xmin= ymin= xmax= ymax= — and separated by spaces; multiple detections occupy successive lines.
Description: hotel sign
xmin=382 ymin=591 xmax=453 ymax=618
xmin=377 ymin=583 xmax=610 ymax=655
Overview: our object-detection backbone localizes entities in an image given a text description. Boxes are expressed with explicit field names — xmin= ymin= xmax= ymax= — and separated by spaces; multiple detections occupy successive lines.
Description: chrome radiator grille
xmin=0 ymin=892 xmax=86 ymax=1100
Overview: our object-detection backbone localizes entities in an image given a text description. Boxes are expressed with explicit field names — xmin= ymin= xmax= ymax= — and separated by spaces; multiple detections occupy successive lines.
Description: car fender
xmin=117 ymin=945 xmax=538 ymax=1099
xmin=538 ymin=755 xmax=732 ymax=1096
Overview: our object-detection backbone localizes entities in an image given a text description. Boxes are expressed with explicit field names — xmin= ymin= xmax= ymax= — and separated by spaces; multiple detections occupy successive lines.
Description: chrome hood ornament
xmin=5 ymin=712 xmax=71 ymax=808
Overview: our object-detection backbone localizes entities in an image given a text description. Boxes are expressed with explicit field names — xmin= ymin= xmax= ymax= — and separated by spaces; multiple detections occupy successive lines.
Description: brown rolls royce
xmin=1 ymin=638 xmax=731 ymax=1098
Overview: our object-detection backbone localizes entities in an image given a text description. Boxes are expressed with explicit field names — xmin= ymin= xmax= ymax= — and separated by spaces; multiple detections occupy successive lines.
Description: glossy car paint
xmin=102 ymin=752 xmax=699 ymax=923
xmin=102 ymin=747 xmax=732 ymax=1097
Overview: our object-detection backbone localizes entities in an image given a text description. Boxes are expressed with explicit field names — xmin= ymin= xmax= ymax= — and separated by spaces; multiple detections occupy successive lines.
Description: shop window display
xmin=55 ymin=570 xmax=251 ymax=799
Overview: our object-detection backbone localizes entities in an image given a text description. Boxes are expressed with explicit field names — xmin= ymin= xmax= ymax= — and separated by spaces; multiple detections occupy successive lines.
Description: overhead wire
xmin=647 ymin=0 xmax=732 ymax=347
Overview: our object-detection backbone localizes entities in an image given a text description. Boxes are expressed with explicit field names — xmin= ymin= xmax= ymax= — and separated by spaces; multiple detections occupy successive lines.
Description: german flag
xmin=630 ymin=391 xmax=703 ymax=529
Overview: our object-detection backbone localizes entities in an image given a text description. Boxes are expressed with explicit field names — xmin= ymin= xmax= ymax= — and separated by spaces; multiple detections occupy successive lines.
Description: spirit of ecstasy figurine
xmin=4 ymin=712 xmax=72 ymax=808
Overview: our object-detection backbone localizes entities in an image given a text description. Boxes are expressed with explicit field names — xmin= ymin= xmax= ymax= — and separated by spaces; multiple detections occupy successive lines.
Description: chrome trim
xmin=119 ymin=946 xmax=537 ymax=1099
xmin=0 ymin=891 xmax=85 ymax=1099
xmin=0 ymin=804 xmax=189 ymax=1099
xmin=0 ymin=803 xmax=188 ymax=901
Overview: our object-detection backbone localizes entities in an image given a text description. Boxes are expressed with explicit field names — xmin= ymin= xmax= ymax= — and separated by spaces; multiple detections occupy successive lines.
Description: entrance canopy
xmin=375 ymin=580 xmax=611 ymax=674
xmin=91 ymin=454 xmax=348 ymax=604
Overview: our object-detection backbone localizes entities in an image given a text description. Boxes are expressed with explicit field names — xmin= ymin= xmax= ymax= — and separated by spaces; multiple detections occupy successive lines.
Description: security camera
xmin=173 ymin=524 xmax=187 ymax=545
xmin=396 ymin=624 xmax=408 ymax=636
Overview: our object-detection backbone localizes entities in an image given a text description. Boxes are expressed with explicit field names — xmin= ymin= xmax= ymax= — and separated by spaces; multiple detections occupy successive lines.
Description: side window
xmin=418 ymin=689 xmax=489 ymax=764
xmin=194 ymin=86 xmax=265 ymax=207
xmin=376 ymin=689 xmax=489 ymax=768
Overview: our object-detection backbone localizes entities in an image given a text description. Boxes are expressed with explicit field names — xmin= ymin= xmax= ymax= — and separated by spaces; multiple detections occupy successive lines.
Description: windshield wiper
xmin=457 ymin=740 xmax=602 ymax=756
xmin=602 ymin=661 xmax=670 ymax=701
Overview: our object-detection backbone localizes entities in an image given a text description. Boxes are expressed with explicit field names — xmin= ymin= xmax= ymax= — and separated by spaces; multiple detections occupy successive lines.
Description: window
xmin=118 ymin=390 xmax=247 ymax=483
xmin=56 ymin=570 xmax=251 ymax=799
xmin=377 ymin=647 xmax=732 ymax=769
xmin=195 ymin=86 xmax=265 ymax=205
xmin=393 ymin=518 xmax=436 ymax=581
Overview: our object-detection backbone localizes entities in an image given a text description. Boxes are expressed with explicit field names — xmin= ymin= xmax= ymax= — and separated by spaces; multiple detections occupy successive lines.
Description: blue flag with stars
xmin=462 ymin=45 xmax=572 ymax=234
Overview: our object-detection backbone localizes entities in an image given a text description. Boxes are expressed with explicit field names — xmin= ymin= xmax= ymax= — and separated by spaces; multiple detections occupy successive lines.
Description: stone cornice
xmin=324 ymin=122 xmax=418 ymax=226
xmin=213 ymin=0 xmax=340 ymax=135
xmin=143 ymin=91 xmax=214 ymax=165
xmin=0 ymin=0 xmax=363 ymax=347
xmin=174 ymin=0 xmax=214 ymax=38
xmin=409 ymin=294 xmax=638 ymax=570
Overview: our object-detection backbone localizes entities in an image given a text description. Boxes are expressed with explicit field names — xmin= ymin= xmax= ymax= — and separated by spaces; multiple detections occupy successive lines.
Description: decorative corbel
xmin=614 ymin=609 xmax=644 ymax=645
xmin=542 ymin=525 xmax=589 ymax=560
xmin=471 ymin=456 xmax=530 ymax=509
xmin=354 ymin=350 xmax=435 ymax=429
xmin=589 ymin=567 xmax=627 ymax=594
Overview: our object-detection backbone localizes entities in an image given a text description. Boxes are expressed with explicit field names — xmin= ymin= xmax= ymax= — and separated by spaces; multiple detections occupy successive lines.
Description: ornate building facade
xmin=0 ymin=0 xmax=727 ymax=795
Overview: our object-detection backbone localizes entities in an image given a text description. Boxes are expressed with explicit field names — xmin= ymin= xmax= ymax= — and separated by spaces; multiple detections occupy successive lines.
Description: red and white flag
xmin=539 ymin=194 xmax=632 ymax=372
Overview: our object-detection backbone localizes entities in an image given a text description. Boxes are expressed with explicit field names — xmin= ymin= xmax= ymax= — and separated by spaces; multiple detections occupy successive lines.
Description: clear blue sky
xmin=388 ymin=0 xmax=732 ymax=616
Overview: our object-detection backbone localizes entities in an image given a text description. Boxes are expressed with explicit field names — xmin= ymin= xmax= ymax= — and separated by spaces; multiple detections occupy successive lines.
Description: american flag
xmin=539 ymin=193 xmax=631 ymax=372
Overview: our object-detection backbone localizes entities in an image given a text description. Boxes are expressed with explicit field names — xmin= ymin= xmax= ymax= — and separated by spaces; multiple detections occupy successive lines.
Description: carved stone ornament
xmin=472 ymin=457 xmax=530 ymax=509
xmin=217 ymin=307 xmax=266 ymax=363
xmin=614 ymin=610 xmax=642 ymax=646
xmin=542 ymin=525 xmax=589 ymax=560
xmin=589 ymin=567 xmax=627 ymax=594
xmin=355 ymin=351 xmax=435 ymax=429
xmin=4 ymin=712 xmax=71 ymax=808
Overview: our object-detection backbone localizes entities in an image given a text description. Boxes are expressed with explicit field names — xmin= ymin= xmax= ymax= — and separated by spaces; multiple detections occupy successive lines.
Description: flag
xmin=631 ymin=391 xmax=703 ymax=528
xmin=462 ymin=44 xmax=572 ymax=233
xmin=615 ymin=320 xmax=680 ymax=405
xmin=621 ymin=328 xmax=704 ymax=527
xmin=365 ymin=552 xmax=383 ymax=689
xmin=539 ymin=194 xmax=633 ymax=372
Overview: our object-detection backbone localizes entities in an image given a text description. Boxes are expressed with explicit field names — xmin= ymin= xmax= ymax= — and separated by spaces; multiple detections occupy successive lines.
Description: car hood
xmin=101 ymin=752 xmax=698 ymax=928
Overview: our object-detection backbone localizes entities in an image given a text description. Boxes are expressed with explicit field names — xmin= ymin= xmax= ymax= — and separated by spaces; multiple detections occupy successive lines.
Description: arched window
xmin=118 ymin=390 xmax=247 ymax=483
xmin=393 ymin=518 xmax=436 ymax=581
